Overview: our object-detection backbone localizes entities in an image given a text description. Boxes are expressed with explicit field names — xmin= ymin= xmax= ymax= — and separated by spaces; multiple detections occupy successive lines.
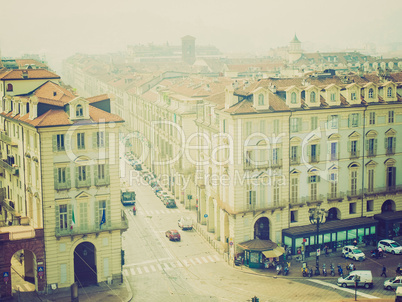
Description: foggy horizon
xmin=1 ymin=0 xmax=402 ymax=73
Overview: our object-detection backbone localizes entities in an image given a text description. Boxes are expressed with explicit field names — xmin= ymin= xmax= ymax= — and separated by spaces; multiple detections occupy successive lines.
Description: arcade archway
xmin=74 ymin=242 xmax=97 ymax=287
xmin=327 ymin=207 xmax=341 ymax=221
xmin=382 ymin=200 xmax=395 ymax=213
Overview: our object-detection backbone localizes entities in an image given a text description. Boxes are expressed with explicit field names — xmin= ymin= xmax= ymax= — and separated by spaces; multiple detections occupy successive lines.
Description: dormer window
xmin=291 ymin=92 xmax=297 ymax=104
xmin=330 ymin=93 xmax=336 ymax=102
xmin=258 ymin=94 xmax=264 ymax=106
xmin=7 ymin=84 xmax=13 ymax=92
xmin=351 ymin=92 xmax=356 ymax=100
xmin=387 ymin=87 xmax=393 ymax=98
xmin=76 ymin=104 xmax=83 ymax=117
xmin=368 ymin=88 xmax=374 ymax=99
xmin=310 ymin=91 xmax=316 ymax=103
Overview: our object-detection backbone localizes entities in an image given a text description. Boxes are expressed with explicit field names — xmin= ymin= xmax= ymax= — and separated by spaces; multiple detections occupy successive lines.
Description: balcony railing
xmin=0 ymin=160 xmax=18 ymax=176
xmin=290 ymin=156 xmax=300 ymax=165
xmin=349 ymin=151 xmax=359 ymax=159
xmin=243 ymin=161 xmax=270 ymax=170
xmin=327 ymin=191 xmax=345 ymax=202
xmin=94 ymin=176 xmax=110 ymax=186
xmin=367 ymin=150 xmax=376 ymax=157
xmin=245 ymin=200 xmax=286 ymax=211
xmin=55 ymin=209 xmax=128 ymax=238
xmin=0 ymin=131 xmax=11 ymax=144
xmin=271 ymin=159 xmax=283 ymax=168
xmin=76 ymin=178 xmax=92 ymax=188
xmin=309 ymin=155 xmax=319 ymax=163
xmin=347 ymin=189 xmax=363 ymax=200
xmin=386 ymin=147 xmax=396 ymax=156
xmin=364 ymin=185 xmax=402 ymax=196
xmin=301 ymin=194 xmax=324 ymax=205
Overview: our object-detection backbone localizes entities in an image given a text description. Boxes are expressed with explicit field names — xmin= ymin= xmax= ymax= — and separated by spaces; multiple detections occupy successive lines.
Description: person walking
xmin=397 ymin=263 xmax=401 ymax=276
xmin=381 ymin=265 xmax=387 ymax=277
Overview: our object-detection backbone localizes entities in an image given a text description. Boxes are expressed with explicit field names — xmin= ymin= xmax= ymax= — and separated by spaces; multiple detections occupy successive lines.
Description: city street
xmin=119 ymin=164 xmax=397 ymax=301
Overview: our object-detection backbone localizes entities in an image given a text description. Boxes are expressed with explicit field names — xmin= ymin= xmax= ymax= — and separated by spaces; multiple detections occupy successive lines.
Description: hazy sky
xmin=1 ymin=0 xmax=402 ymax=71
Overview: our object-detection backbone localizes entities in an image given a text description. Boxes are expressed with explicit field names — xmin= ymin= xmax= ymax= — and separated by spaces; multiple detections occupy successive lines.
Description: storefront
xmin=374 ymin=211 xmax=402 ymax=239
xmin=282 ymin=217 xmax=378 ymax=255
xmin=237 ymin=239 xmax=281 ymax=269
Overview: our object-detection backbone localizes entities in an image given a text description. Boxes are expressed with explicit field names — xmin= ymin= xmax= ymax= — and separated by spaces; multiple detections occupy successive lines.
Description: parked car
xmin=165 ymin=230 xmax=181 ymax=241
xmin=165 ymin=199 xmax=176 ymax=208
xmin=342 ymin=245 xmax=365 ymax=261
xmin=378 ymin=239 xmax=402 ymax=255
xmin=159 ymin=191 xmax=170 ymax=201
xmin=384 ymin=276 xmax=402 ymax=290
xmin=178 ymin=217 xmax=193 ymax=230
xmin=337 ymin=270 xmax=373 ymax=289
xmin=153 ymin=186 xmax=162 ymax=195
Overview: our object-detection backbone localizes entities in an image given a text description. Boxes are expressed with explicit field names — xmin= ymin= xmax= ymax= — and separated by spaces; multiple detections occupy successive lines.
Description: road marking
xmin=195 ymin=258 xmax=202 ymax=264
xmin=130 ymin=268 xmax=136 ymax=275
xmin=307 ymin=279 xmax=380 ymax=299
xmin=213 ymin=255 xmax=220 ymax=261
xmin=137 ymin=267 xmax=143 ymax=274
xmin=201 ymin=257 xmax=208 ymax=263
xmin=207 ymin=256 xmax=215 ymax=262
xmin=157 ymin=264 xmax=163 ymax=271
xmin=143 ymin=266 xmax=150 ymax=273
xmin=150 ymin=265 xmax=156 ymax=272
xmin=123 ymin=270 xmax=129 ymax=276
xmin=189 ymin=259 xmax=197 ymax=265
xmin=124 ymin=258 xmax=172 ymax=267
xmin=163 ymin=263 xmax=171 ymax=270
xmin=182 ymin=260 xmax=190 ymax=267
xmin=155 ymin=210 xmax=160 ymax=214
xmin=177 ymin=261 xmax=183 ymax=268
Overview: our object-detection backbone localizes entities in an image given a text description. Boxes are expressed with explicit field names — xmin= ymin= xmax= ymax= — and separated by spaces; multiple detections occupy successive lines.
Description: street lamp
xmin=309 ymin=206 xmax=327 ymax=276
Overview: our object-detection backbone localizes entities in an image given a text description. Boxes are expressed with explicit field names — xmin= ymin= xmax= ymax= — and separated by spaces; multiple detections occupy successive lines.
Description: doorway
xmin=74 ymin=242 xmax=97 ymax=287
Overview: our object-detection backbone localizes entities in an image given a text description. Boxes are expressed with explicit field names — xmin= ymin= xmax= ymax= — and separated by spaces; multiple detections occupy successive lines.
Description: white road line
xmin=207 ymin=256 xmax=215 ymax=262
xmin=195 ymin=258 xmax=202 ymax=264
xmin=182 ymin=260 xmax=190 ymax=267
xmin=177 ymin=261 xmax=183 ymax=268
xmin=150 ymin=265 xmax=156 ymax=272
xmin=157 ymin=264 xmax=163 ymax=271
xmin=130 ymin=268 xmax=136 ymax=276
xmin=143 ymin=266 xmax=150 ymax=273
xmin=201 ymin=257 xmax=208 ymax=263
xmin=213 ymin=255 xmax=220 ymax=261
xmin=189 ymin=259 xmax=197 ymax=265
xmin=124 ymin=269 xmax=129 ymax=276
xmin=124 ymin=257 xmax=172 ymax=267
xmin=163 ymin=263 xmax=171 ymax=270
xmin=137 ymin=267 xmax=143 ymax=274
xmin=155 ymin=210 xmax=160 ymax=214
xmin=307 ymin=279 xmax=379 ymax=299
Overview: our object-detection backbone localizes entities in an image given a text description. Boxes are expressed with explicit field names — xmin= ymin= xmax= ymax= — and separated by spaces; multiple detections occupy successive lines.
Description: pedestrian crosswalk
xmin=123 ymin=254 xmax=222 ymax=277
xmin=125 ymin=208 xmax=183 ymax=216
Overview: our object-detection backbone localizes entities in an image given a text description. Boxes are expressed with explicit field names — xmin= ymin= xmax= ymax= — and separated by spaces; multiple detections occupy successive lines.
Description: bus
xmin=120 ymin=189 xmax=136 ymax=206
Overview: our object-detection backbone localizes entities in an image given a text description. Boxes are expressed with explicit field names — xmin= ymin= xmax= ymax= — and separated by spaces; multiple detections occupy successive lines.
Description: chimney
xmin=225 ymin=85 xmax=237 ymax=109
xmin=22 ymin=70 xmax=28 ymax=79
xmin=29 ymin=96 xmax=38 ymax=120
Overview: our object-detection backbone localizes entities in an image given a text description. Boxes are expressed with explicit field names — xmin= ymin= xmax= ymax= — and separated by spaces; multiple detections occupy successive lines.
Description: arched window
xmin=368 ymin=88 xmax=374 ymax=98
xmin=291 ymin=92 xmax=297 ymax=104
xmin=310 ymin=91 xmax=316 ymax=103
xmin=387 ymin=87 xmax=393 ymax=98
xmin=258 ymin=94 xmax=264 ymax=106
xmin=6 ymin=84 xmax=13 ymax=92
xmin=76 ymin=104 xmax=83 ymax=117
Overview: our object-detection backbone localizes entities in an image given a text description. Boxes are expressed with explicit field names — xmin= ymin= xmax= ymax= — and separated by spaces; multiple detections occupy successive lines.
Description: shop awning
xmin=238 ymin=239 xmax=277 ymax=251
xmin=374 ymin=211 xmax=402 ymax=222
xmin=262 ymin=246 xmax=285 ymax=258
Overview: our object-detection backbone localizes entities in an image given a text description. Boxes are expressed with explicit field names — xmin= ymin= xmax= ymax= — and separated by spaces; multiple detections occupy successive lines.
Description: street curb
xmin=123 ymin=276 xmax=133 ymax=302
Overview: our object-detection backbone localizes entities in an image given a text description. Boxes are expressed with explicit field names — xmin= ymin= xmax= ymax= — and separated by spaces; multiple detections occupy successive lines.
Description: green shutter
xmin=347 ymin=141 xmax=351 ymax=152
xmin=307 ymin=145 xmax=311 ymax=157
xmin=384 ymin=137 xmax=388 ymax=149
xmin=105 ymin=132 xmax=109 ymax=148
xmin=94 ymin=164 xmax=98 ymax=185
xmin=307 ymin=176 xmax=311 ymax=183
xmin=55 ymin=204 xmax=60 ymax=232
xmin=75 ymin=166 xmax=79 ymax=187
xmin=348 ymin=114 xmax=351 ymax=128
xmin=317 ymin=144 xmax=320 ymax=157
xmin=357 ymin=140 xmax=360 ymax=153
xmin=52 ymin=135 xmax=57 ymax=152
xmin=80 ymin=203 xmax=88 ymax=231
xmin=365 ymin=140 xmax=369 ymax=151
xmin=65 ymin=134 xmax=71 ymax=151
xmin=54 ymin=168 xmax=58 ymax=190
xmin=94 ymin=201 xmax=99 ymax=229
xmin=105 ymin=164 xmax=110 ymax=184
xmin=68 ymin=204 xmax=72 ymax=230
xmin=86 ymin=166 xmax=92 ymax=186
xmin=374 ymin=139 xmax=378 ymax=153
xmin=93 ymin=133 xmax=97 ymax=149
xmin=298 ymin=118 xmax=302 ymax=132
xmin=317 ymin=175 xmax=321 ymax=182
xmin=393 ymin=137 xmax=396 ymax=150
xmin=66 ymin=167 xmax=71 ymax=189
xmin=106 ymin=200 xmax=111 ymax=227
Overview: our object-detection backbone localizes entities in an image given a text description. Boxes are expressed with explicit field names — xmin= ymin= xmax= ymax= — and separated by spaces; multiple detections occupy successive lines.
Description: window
xmin=290 ymin=118 xmax=301 ymax=133
xmin=291 ymin=177 xmax=298 ymax=203
xmin=98 ymin=164 xmax=105 ymax=180
xmin=291 ymin=92 xmax=297 ymax=104
xmin=97 ymin=132 xmax=105 ymax=148
xmin=366 ymin=200 xmax=374 ymax=212
xmin=389 ymin=111 xmax=394 ymax=124
xmin=272 ymin=148 xmax=280 ymax=166
xmin=387 ymin=87 xmax=393 ymax=98
xmin=310 ymin=144 xmax=318 ymax=162
xmin=58 ymin=167 xmax=66 ymax=184
xmin=76 ymin=104 xmax=83 ymax=117
xmin=273 ymin=179 xmax=280 ymax=205
xmin=246 ymin=184 xmax=256 ymax=209
xmin=351 ymin=170 xmax=358 ymax=196
xmin=308 ymin=175 xmax=320 ymax=201
xmin=349 ymin=113 xmax=359 ymax=127
xmin=78 ymin=166 xmax=87 ymax=181
xmin=351 ymin=92 xmax=356 ymax=100
xmin=99 ymin=200 xmax=107 ymax=227
xmin=290 ymin=146 xmax=299 ymax=164
xmin=310 ymin=91 xmax=316 ymax=103
xmin=77 ymin=133 xmax=85 ymax=149
xmin=311 ymin=116 xmax=318 ymax=130
xmin=369 ymin=112 xmax=375 ymax=125
xmin=349 ymin=202 xmax=357 ymax=214
xmin=350 ymin=140 xmax=358 ymax=158
xmin=367 ymin=169 xmax=374 ymax=193
xmin=258 ymin=94 xmax=264 ymax=106
xmin=59 ymin=204 xmax=68 ymax=230
xmin=330 ymin=142 xmax=338 ymax=161
xmin=244 ymin=121 xmax=252 ymax=137
xmin=386 ymin=137 xmax=396 ymax=155
xmin=329 ymin=115 xmax=338 ymax=129
xmin=368 ymin=88 xmax=374 ymax=99
xmin=291 ymin=210 xmax=298 ymax=223
xmin=330 ymin=93 xmax=336 ymax=102
xmin=57 ymin=134 xmax=65 ymax=151
xmin=273 ymin=120 xmax=279 ymax=135
xmin=367 ymin=138 xmax=377 ymax=157
xmin=387 ymin=167 xmax=396 ymax=189
xmin=329 ymin=173 xmax=338 ymax=198
xmin=6 ymin=84 xmax=13 ymax=92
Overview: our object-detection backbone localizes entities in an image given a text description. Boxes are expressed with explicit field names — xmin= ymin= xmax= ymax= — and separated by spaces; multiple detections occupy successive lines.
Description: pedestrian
xmin=378 ymin=246 xmax=383 ymax=258
xmin=353 ymin=239 xmax=357 ymax=247
xmin=381 ymin=265 xmax=387 ymax=277
xmin=397 ymin=263 xmax=401 ymax=276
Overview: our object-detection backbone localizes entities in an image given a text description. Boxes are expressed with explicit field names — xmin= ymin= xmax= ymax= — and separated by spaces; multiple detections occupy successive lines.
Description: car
xmin=152 ymin=186 xmax=162 ymax=195
xmin=384 ymin=276 xmax=402 ymax=290
xmin=159 ymin=191 xmax=169 ymax=200
xmin=165 ymin=230 xmax=180 ymax=241
xmin=378 ymin=239 xmax=402 ymax=255
xmin=178 ymin=217 xmax=193 ymax=230
xmin=165 ymin=199 xmax=176 ymax=208
xmin=342 ymin=245 xmax=365 ymax=261
xmin=337 ymin=270 xmax=373 ymax=289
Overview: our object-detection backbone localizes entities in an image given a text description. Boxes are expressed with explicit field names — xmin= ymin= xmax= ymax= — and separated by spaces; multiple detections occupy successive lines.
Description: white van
xmin=337 ymin=270 xmax=373 ymax=289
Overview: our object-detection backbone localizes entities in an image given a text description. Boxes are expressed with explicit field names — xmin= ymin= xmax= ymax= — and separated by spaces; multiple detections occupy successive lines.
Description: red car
xmin=165 ymin=230 xmax=181 ymax=241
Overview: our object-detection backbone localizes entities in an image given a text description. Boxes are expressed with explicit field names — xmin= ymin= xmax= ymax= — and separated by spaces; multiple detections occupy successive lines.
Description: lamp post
xmin=309 ymin=206 xmax=327 ymax=276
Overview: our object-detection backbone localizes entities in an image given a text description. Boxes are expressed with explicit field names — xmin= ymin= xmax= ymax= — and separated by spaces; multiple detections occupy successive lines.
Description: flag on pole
xmin=70 ymin=209 xmax=75 ymax=230
xmin=100 ymin=209 xmax=106 ymax=228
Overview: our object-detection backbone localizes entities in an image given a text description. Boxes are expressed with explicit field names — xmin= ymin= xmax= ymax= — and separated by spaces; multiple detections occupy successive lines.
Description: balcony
xmin=271 ymin=159 xmax=283 ymax=168
xmin=327 ymin=192 xmax=345 ymax=202
xmin=290 ymin=156 xmax=300 ymax=165
xmin=0 ymin=216 xmax=35 ymax=241
xmin=347 ymin=189 xmax=363 ymax=200
xmin=245 ymin=200 xmax=286 ymax=212
xmin=301 ymin=194 xmax=324 ymax=206
xmin=76 ymin=178 xmax=91 ymax=188
xmin=386 ymin=147 xmax=395 ymax=156
xmin=349 ymin=151 xmax=359 ymax=159
xmin=309 ymin=155 xmax=319 ymax=163
xmin=289 ymin=198 xmax=305 ymax=208
xmin=364 ymin=185 xmax=402 ymax=197
xmin=0 ymin=160 xmax=19 ymax=176
xmin=55 ymin=209 xmax=128 ymax=238
xmin=94 ymin=176 xmax=110 ymax=187
xmin=0 ymin=131 xmax=11 ymax=144
xmin=367 ymin=150 xmax=376 ymax=157
xmin=243 ymin=161 xmax=270 ymax=171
